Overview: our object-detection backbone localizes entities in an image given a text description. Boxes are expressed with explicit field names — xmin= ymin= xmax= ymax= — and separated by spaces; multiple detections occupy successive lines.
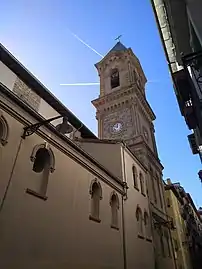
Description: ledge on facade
xmin=89 ymin=215 xmax=101 ymax=223
xmin=26 ymin=188 xmax=48 ymax=201
xmin=138 ymin=234 xmax=145 ymax=239
xmin=134 ymin=185 xmax=139 ymax=191
xmin=111 ymin=224 xmax=119 ymax=231
xmin=146 ymin=237 xmax=152 ymax=243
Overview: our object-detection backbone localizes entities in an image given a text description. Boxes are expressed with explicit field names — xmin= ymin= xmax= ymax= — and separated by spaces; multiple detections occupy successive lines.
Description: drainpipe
xmin=121 ymin=143 xmax=128 ymax=269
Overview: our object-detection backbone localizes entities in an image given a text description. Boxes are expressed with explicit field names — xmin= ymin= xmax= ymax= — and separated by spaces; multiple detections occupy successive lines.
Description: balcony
xmin=173 ymin=70 xmax=197 ymax=130
xmin=173 ymin=51 xmax=202 ymax=135
xmin=188 ymin=133 xmax=199 ymax=154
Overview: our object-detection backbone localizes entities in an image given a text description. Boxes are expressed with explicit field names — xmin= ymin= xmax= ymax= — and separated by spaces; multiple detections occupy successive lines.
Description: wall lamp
xmin=22 ymin=115 xmax=65 ymax=139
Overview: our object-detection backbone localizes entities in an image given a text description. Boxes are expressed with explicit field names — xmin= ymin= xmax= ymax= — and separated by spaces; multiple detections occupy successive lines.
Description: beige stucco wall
xmin=64 ymin=140 xmax=155 ymax=269
xmin=78 ymin=142 xmax=122 ymax=180
xmin=0 ymin=95 xmax=125 ymax=269
xmin=0 ymin=103 xmax=22 ymax=206
xmin=122 ymin=148 xmax=155 ymax=269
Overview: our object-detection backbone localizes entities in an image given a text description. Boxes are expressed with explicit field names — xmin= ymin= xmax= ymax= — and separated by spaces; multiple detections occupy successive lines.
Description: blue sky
xmin=1 ymin=0 xmax=202 ymax=205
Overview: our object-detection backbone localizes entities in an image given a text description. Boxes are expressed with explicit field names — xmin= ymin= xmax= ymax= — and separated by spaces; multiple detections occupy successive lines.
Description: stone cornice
xmin=95 ymin=50 xmax=129 ymax=71
xmin=92 ymin=86 xmax=136 ymax=117
xmin=92 ymin=84 xmax=156 ymax=122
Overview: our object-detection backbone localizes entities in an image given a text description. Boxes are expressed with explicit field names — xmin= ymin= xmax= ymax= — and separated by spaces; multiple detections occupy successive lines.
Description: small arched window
xmin=111 ymin=68 xmax=120 ymax=89
xmin=144 ymin=211 xmax=151 ymax=239
xmin=90 ymin=180 xmax=102 ymax=222
xmin=110 ymin=192 xmax=119 ymax=229
xmin=33 ymin=148 xmax=51 ymax=173
xmin=132 ymin=166 xmax=138 ymax=188
xmin=0 ymin=115 xmax=9 ymax=146
xmin=136 ymin=206 xmax=143 ymax=237
xmin=26 ymin=144 xmax=55 ymax=200
xmin=139 ymin=172 xmax=145 ymax=195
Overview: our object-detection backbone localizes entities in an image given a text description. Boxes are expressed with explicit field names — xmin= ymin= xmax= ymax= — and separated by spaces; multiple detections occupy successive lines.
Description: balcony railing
xmin=188 ymin=133 xmax=199 ymax=154
xmin=182 ymin=50 xmax=202 ymax=98
xmin=173 ymin=51 xmax=202 ymax=147
xmin=173 ymin=69 xmax=197 ymax=130
xmin=182 ymin=51 xmax=202 ymax=135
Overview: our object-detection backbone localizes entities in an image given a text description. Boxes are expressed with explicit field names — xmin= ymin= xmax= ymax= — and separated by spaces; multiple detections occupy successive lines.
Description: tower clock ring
xmin=111 ymin=122 xmax=123 ymax=133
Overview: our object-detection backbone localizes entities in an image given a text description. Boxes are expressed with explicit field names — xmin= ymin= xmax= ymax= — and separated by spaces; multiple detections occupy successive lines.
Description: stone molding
xmin=109 ymin=191 xmax=120 ymax=209
xmin=30 ymin=143 xmax=55 ymax=173
xmin=0 ymin=114 xmax=9 ymax=146
xmin=89 ymin=178 xmax=103 ymax=200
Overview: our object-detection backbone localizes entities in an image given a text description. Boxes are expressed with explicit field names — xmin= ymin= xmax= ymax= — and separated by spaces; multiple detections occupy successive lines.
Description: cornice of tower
xmin=95 ymin=50 xmax=129 ymax=75
xmin=92 ymin=83 xmax=155 ymax=121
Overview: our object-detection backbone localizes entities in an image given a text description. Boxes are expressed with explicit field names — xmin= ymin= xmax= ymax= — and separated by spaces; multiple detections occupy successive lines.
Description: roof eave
xmin=0 ymin=43 xmax=96 ymax=139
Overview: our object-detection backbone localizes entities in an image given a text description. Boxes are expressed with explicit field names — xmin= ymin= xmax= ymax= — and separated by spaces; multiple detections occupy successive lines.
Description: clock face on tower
xmin=112 ymin=122 xmax=123 ymax=133
xmin=102 ymin=108 xmax=134 ymax=139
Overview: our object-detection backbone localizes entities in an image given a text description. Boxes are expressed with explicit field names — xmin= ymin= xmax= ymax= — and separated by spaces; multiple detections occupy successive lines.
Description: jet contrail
xmin=60 ymin=83 xmax=100 ymax=86
xmin=68 ymin=30 xmax=103 ymax=58
xmin=60 ymin=80 xmax=168 ymax=87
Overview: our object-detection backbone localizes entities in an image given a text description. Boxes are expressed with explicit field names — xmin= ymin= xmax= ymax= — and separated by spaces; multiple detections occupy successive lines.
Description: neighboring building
xmin=150 ymin=0 xmax=202 ymax=166
xmin=90 ymin=41 xmax=176 ymax=269
xmin=165 ymin=179 xmax=202 ymax=269
xmin=0 ymin=43 xmax=156 ymax=269
xmin=165 ymin=180 xmax=193 ymax=269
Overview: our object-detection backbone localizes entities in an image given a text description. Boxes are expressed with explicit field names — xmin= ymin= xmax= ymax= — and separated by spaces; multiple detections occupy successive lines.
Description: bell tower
xmin=92 ymin=41 xmax=159 ymax=164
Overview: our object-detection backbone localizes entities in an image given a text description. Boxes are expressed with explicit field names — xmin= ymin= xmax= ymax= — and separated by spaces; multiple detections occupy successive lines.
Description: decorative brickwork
xmin=13 ymin=77 xmax=41 ymax=111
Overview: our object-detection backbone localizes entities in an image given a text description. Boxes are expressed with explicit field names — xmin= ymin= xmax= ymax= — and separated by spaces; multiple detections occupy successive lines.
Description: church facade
xmin=0 ymin=42 xmax=175 ymax=269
